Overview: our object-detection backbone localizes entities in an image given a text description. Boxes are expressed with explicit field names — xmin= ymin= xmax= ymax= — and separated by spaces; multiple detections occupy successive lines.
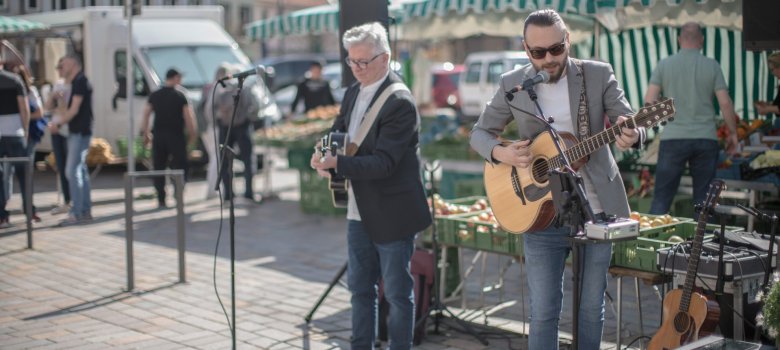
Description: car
xmin=256 ymin=53 xmax=339 ymax=92
xmin=459 ymin=51 xmax=530 ymax=119
xmin=431 ymin=62 xmax=464 ymax=110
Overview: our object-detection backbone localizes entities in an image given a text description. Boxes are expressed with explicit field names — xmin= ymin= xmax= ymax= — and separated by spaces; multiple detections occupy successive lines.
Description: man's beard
xmin=533 ymin=61 xmax=566 ymax=83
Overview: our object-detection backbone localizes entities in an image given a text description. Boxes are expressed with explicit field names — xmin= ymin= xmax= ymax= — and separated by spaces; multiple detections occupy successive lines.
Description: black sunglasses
xmin=527 ymin=39 xmax=567 ymax=59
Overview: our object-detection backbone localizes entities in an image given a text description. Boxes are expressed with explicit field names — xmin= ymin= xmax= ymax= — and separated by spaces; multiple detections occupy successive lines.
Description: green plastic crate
xmin=612 ymin=221 xmax=742 ymax=273
xmin=298 ymin=171 xmax=346 ymax=215
xmin=448 ymin=212 xmax=522 ymax=256
xmin=287 ymin=145 xmax=314 ymax=171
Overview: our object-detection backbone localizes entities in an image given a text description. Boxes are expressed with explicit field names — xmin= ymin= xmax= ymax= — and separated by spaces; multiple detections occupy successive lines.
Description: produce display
xmin=304 ymin=105 xmax=340 ymax=120
xmin=750 ymin=150 xmax=780 ymax=169
xmin=428 ymin=194 xmax=488 ymax=216
xmin=629 ymin=211 xmax=681 ymax=229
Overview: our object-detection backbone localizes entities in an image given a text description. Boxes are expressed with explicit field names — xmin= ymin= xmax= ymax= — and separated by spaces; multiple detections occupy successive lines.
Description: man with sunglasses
xmin=471 ymin=9 xmax=645 ymax=349
xmin=310 ymin=22 xmax=431 ymax=349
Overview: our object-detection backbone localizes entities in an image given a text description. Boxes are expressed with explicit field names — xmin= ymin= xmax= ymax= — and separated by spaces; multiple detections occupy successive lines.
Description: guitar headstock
xmin=699 ymin=179 xmax=725 ymax=220
xmin=633 ymin=97 xmax=676 ymax=129
xmin=319 ymin=134 xmax=330 ymax=157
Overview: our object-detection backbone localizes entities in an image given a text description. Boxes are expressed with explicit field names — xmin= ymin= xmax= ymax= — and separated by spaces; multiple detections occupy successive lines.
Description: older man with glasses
xmin=311 ymin=22 xmax=431 ymax=350
xmin=470 ymin=9 xmax=646 ymax=349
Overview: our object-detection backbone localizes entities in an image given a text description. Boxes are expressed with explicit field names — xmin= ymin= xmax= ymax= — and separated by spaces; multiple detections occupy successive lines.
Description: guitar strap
xmin=573 ymin=59 xmax=591 ymax=142
xmin=345 ymin=82 xmax=409 ymax=156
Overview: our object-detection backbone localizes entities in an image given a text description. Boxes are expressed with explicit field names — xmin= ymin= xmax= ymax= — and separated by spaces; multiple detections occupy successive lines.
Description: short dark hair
xmin=165 ymin=68 xmax=182 ymax=80
xmin=523 ymin=9 xmax=566 ymax=38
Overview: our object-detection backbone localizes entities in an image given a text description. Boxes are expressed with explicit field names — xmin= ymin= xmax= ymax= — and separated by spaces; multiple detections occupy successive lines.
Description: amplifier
xmin=656 ymin=242 xmax=776 ymax=281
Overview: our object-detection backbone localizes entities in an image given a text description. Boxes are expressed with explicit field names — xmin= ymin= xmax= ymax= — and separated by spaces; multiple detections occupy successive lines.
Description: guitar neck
xmin=549 ymin=119 xmax=635 ymax=170
xmin=679 ymin=218 xmax=707 ymax=313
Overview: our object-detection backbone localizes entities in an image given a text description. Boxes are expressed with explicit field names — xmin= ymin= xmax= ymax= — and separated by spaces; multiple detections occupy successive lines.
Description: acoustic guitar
xmin=648 ymin=180 xmax=724 ymax=350
xmin=484 ymin=98 xmax=676 ymax=233
xmin=319 ymin=132 xmax=349 ymax=208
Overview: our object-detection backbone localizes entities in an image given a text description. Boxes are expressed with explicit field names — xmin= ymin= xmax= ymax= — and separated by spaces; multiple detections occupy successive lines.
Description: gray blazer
xmin=470 ymin=58 xmax=645 ymax=218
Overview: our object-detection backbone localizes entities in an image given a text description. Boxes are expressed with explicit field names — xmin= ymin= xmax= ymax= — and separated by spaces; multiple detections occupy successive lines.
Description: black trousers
xmin=152 ymin=133 xmax=188 ymax=204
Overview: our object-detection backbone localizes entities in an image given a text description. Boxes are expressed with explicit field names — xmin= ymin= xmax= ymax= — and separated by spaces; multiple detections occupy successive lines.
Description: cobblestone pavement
xmin=0 ymin=160 xmax=662 ymax=349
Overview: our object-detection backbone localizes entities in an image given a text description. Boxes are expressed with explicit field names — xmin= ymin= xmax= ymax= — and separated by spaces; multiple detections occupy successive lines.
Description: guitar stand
xmin=416 ymin=161 xmax=488 ymax=345
xmin=304 ymin=262 xmax=348 ymax=323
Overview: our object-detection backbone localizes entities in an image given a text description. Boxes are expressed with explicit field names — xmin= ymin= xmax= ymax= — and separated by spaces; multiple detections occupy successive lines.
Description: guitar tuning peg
xmin=668 ymin=117 xmax=675 ymax=122
xmin=660 ymin=121 xmax=667 ymax=126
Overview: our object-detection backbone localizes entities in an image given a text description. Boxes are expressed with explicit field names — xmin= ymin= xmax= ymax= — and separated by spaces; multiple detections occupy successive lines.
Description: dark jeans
xmin=650 ymin=139 xmax=719 ymax=215
xmin=0 ymin=137 xmax=30 ymax=220
xmin=152 ymin=133 xmax=188 ymax=204
xmin=347 ymin=220 xmax=415 ymax=350
xmin=51 ymin=133 xmax=70 ymax=204
xmin=218 ymin=123 xmax=254 ymax=200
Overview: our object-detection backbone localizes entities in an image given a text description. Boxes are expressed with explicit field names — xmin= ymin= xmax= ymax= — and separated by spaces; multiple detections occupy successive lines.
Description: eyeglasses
xmin=345 ymin=53 xmax=383 ymax=69
xmin=527 ymin=39 xmax=567 ymax=60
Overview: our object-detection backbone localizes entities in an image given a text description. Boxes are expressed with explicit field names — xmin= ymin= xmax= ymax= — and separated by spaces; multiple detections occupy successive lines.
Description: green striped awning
xmin=401 ymin=0 xmax=742 ymax=33
xmin=580 ymin=25 xmax=773 ymax=120
xmin=246 ymin=4 xmax=340 ymax=41
xmin=0 ymin=16 xmax=48 ymax=35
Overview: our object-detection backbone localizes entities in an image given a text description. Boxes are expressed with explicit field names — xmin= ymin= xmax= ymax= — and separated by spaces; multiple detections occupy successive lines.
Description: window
xmin=465 ymin=62 xmax=481 ymax=83
xmin=487 ymin=60 xmax=505 ymax=84
xmin=142 ymin=45 xmax=245 ymax=89
xmin=222 ymin=3 xmax=231 ymax=31
xmin=239 ymin=6 xmax=252 ymax=28
xmin=59 ymin=0 xmax=66 ymax=9
xmin=115 ymin=50 xmax=149 ymax=96
xmin=27 ymin=0 xmax=38 ymax=10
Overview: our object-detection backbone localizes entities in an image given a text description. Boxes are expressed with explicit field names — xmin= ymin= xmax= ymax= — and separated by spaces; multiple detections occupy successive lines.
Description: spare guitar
xmin=484 ymin=98 xmax=676 ymax=233
xmin=319 ymin=132 xmax=349 ymax=208
xmin=648 ymin=180 xmax=723 ymax=350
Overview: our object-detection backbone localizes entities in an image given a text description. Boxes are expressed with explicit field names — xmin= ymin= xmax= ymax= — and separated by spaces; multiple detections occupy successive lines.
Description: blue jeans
xmin=0 ymin=137 xmax=28 ymax=220
xmin=347 ymin=220 xmax=415 ymax=350
xmin=523 ymin=227 xmax=612 ymax=350
xmin=650 ymin=139 xmax=719 ymax=215
xmin=66 ymin=133 xmax=91 ymax=219
xmin=51 ymin=133 xmax=70 ymax=204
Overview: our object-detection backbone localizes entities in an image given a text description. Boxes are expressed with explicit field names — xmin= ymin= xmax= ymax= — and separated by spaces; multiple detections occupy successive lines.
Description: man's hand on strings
xmin=492 ymin=139 xmax=532 ymax=168
xmin=615 ymin=116 xmax=639 ymax=152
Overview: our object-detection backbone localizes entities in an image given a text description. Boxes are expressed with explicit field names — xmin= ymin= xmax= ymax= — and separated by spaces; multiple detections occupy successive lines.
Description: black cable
xmin=502 ymin=91 xmax=539 ymax=119
xmin=623 ymin=335 xmax=651 ymax=350
xmin=207 ymin=81 xmax=232 ymax=340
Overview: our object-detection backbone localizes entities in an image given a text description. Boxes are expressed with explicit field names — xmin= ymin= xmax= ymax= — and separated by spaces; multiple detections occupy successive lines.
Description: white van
xmin=20 ymin=6 xmax=280 ymax=154
xmin=459 ymin=51 xmax=530 ymax=119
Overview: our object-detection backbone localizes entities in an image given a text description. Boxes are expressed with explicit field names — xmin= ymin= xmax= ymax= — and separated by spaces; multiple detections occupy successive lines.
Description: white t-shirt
xmin=535 ymin=74 xmax=603 ymax=213
xmin=345 ymin=72 xmax=389 ymax=221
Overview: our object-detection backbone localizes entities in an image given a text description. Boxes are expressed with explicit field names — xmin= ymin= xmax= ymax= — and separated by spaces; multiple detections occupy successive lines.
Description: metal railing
xmin=124 ymin=170 xmax=186 ymax=291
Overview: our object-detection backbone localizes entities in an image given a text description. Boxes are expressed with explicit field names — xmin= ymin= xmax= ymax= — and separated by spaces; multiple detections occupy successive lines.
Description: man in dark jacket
xmin=310 ymin=22 xmax=431 ymax=350
xmin=290 ymin=61 xmax=335 ymax=115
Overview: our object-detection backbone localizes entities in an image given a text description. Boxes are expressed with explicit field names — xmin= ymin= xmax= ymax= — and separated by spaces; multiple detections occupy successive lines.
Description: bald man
xmin=645 ymin=22 xmax=739 ymax=215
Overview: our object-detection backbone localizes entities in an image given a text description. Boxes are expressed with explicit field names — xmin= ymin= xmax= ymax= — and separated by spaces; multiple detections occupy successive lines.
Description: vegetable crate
xmin=612 ymin=220 xmax=742 ymax=273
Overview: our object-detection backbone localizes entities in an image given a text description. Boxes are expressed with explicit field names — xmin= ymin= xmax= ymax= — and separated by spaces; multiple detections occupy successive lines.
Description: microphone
xmin=506 ymin=70 xmax=550 ymax=95
xmin=219 ymin=65 xmax=265 ymax=82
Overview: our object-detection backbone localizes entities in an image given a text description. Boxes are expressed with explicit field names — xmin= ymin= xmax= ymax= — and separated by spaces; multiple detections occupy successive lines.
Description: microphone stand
xmin=521 ymin=82 xmax=597 ymax=350
xmin=736 ymin=204 xmax=779 ymax=289
xmin=214 ymin=75 xmax=247 ymax=350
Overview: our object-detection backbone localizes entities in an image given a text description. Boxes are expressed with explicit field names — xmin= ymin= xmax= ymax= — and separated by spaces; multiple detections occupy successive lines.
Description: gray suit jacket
xmin=470 ymin=58 xmax=644 ymax=218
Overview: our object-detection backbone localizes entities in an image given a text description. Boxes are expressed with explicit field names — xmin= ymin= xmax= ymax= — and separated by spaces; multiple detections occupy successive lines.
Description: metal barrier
xmin=124 ymin=170 xmax=186 ymax=291
xmin=0 ymin=156 xmax=34 ymax=249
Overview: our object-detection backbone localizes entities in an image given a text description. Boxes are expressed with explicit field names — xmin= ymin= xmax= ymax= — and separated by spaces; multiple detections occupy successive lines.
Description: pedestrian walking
xmin=45 ymin=75 xmax=72 ymax=215
xmin=141 ymin=68 xmax=197 ymax=208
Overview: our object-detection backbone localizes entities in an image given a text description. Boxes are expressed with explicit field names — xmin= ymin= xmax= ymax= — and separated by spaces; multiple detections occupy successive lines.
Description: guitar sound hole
xmin=531 ymin=158 xmax=550 ymax=183
xmin=673 ymin=312 xmax=690 ymax=333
